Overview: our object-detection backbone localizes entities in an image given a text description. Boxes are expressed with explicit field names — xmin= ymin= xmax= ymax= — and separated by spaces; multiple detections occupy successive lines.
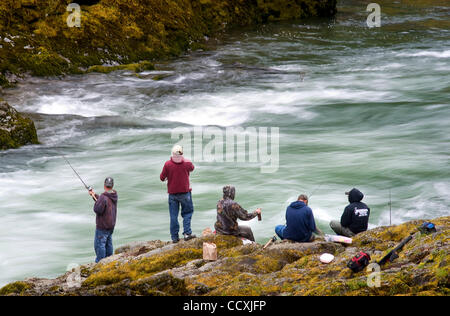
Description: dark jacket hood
xmin=290 ymin=200 xmax=306 ymax=209
xmin=348 ymin=188 xmax=364 ymax=203
xmin=223 ymin=186 xmax=236 ymax=200
xmin=104 ymin=191 xmax=118 ymax=204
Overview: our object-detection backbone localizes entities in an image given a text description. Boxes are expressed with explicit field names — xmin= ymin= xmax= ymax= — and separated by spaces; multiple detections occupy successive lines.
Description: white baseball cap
xmin=172 ymin=145 xmax=183 ymax=155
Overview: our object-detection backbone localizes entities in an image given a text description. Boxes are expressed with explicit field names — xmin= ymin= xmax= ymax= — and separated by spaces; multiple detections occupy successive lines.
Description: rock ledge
xmin=1 ymin=216 xmax=448 ymax=296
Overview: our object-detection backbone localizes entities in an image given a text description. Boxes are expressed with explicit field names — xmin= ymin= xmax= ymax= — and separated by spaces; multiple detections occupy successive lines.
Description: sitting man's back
xmin=276 ymin=194 xmax=319 ymax=242
xmin=330 ymin=188 xmax=370 ymax=237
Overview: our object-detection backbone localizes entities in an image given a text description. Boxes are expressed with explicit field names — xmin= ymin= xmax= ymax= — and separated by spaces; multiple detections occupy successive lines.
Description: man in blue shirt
xmin=275 ymin=194 xmax=322 ymax=242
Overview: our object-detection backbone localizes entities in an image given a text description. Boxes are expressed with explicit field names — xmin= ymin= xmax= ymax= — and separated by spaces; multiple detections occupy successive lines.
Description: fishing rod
xmin=62 ymin=156 xmax=97 ymax=201
xmin=308 ymin=182 xmax=324 ymax=199
xmin=378 ymin=232 xmax=414 ymax=266
xmin=389 ymin=189 xmax=392 ymax=226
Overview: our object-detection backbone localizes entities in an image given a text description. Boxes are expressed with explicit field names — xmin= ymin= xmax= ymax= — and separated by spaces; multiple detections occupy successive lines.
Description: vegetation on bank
xmin=1 ymin=216 xmax=448 ymax=296
xmin=0 ymin=0 xmax=337 ymax=87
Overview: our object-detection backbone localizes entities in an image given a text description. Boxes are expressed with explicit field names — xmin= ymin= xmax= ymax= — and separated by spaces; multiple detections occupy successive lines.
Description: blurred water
xmin=0 ymin=0 xmax=449 ymax=286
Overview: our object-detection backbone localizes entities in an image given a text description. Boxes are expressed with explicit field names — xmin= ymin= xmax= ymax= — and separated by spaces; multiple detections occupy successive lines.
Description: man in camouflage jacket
xmin=214 ymin=185 xmax=261 ymax=241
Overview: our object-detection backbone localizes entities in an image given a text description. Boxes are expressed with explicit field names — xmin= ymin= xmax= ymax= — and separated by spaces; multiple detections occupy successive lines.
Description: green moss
xmin=296 ymin=256 xmax=310 ymax=269
xmin=220 ymin=244 xmax=260 ymax=258
xmin=83 ymin=247 xmax=202 ymax=287
xmin=209 ymin=273 xmax=265 ymax=296
xmin=0 ymin=129 xmax=16 ymax=150
xmin=48 ymin=285 xmax=61 ymax=293
xmin=435 ymin=269 xmax=448 ymax=282
xmin=19 ymin=47 xmax=70 ymax=77
xmin=0 ymin=281 xmax=32 ymax=296
xmin=346 ymin=279 xmax=368 ymax=291
xmin=10 ymin=116 xmax=39 ymax=146
xmin=130 ymin=272 xmax=188 ymax=296
xmin=253 ymin=255 xmax=284 ymax=273
xmin=1 ymin=101 xmax=39 ymax=150
xmin=199 ymin=234 xmax=245 ymax=250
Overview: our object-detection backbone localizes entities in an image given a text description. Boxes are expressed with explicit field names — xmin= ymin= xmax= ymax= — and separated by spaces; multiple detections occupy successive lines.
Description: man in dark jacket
xmin=215 ymin=186 xmax=262 ymax=242
xmin=275 ymin=194 xmax=322 ymax=242
xmin=89 ymin=177 xmax=118 ymax=263
xmin=329 ymin=188 xmax=370 ymax=237
xmin=160 ymin=145 xmax=196 ymax=243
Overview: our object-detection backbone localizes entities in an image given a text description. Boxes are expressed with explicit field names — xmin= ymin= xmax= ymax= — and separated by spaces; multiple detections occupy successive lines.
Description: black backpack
xmin=347 ymin=252 xmax=371 ymax=273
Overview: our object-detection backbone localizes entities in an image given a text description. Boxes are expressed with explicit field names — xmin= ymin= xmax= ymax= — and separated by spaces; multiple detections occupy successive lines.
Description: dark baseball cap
xmin=346 ymin=188 xmax=361 ymax=195
xmin=104 ymin=177 xmax=114 ymax=188
xmin=345 ymin=189 xmax=354 ymax=195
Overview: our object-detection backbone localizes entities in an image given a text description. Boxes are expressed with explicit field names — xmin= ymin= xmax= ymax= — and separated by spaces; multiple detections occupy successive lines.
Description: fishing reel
xmin=88 ymin=186 xmax=98 ymax=202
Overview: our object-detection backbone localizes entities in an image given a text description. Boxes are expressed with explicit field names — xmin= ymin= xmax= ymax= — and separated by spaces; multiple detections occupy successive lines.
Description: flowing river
xmin=0 ymin=0 xmax=449 ymax=286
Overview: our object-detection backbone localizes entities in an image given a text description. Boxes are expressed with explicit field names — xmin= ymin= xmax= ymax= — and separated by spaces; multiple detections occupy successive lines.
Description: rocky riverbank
xmin=1 ymin=216 xmax=448 ymax=296
xmin=0 ymin=0 xmax=337 ymax=87
xmin=0 ymin=99 xmax=38 ymax=150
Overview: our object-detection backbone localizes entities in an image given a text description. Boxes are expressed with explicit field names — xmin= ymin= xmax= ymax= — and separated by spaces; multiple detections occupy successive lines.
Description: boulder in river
xmin=0 ymin=99 xmax=38 ymax=150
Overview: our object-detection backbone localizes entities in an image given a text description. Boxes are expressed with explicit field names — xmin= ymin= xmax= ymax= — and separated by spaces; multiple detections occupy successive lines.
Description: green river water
xmin=0 ymin=0 xmax=449 ymax=286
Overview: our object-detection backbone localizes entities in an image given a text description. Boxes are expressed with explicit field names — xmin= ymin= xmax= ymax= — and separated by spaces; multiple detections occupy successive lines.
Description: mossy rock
xmin=0 ymin=100 xmax=39 ymax=150
xmin=83 ymin=247 xmax=203 ymax=288
xmin=0 ymin=281 xmax=32 ymax=296
xmin=19 ymin=47 xmax=71 ymax=77
xmin=130 ymin=272 xmax=188 ymax=296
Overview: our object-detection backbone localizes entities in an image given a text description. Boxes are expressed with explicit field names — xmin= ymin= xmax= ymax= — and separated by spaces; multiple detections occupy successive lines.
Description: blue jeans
xmin=275 ymin=225 xmax=286 ymax=240
xmin=168 ymin=192 xmax=194 ymax=241
xmin=94 ymin=229 xmax=114 ymax=263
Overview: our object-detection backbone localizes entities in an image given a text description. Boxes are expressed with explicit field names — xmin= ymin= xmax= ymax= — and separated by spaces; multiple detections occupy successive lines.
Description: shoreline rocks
xmin=1 ymin=216 xmax=448 ymax=296
xmin=0 ymin=99 xmax=38 ymax=150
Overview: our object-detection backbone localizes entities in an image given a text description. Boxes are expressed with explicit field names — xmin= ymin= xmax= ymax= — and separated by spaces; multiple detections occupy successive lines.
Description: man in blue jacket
xmin=329 ymin=188 xmax=370 ymax=237
xmin=275 ymin=194 xmax=322 ymax=242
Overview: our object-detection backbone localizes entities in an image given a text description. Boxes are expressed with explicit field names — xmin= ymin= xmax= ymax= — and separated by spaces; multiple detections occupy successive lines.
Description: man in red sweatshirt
xmin=160 ymin=145 xmax=196 ymax=243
